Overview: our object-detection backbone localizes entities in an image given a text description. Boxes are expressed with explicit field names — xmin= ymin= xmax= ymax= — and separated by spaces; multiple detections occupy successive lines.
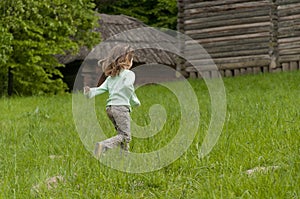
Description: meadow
xmin=0 ymin=71 xmax=299 ymax=198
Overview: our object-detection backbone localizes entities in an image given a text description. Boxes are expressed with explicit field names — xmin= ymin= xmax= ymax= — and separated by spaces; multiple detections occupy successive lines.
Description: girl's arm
xmin=130 ymin=92 xmax=141 ymax=107
xmin=84 ymin=78 xmax=109 ymax=98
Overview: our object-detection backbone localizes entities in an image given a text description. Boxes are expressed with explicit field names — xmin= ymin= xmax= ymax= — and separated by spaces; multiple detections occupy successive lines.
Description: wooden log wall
xmin=277 ymin=0 xmax=300 ymax=71
xmin=180 ymin=0 xmax=300 ymax=78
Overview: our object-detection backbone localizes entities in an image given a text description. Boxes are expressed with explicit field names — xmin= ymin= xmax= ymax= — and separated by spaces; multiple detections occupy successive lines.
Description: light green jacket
xmin=87 ymin=69 xmax=141 ymax=108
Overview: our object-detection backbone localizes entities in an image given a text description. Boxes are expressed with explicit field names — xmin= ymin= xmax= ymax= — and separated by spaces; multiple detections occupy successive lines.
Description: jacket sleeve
xmin=130 ymin=92 xmax=141 ymax=107
xmin=85 ymin=78 xmax=109 ymax=98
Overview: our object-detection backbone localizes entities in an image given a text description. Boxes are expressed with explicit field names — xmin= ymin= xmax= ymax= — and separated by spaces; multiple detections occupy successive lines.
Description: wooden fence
xmin=178 ymin=0 xmax=300 ymax=78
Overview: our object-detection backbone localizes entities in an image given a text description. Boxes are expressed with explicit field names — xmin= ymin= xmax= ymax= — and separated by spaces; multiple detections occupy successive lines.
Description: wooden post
xmin=253 ymin=67 xmax=261 ymax=74
xmin=219 ymin=70 xmax=225 ymax=77
xmin=234 ymin=69 xmax=240 ymax=76
xmin=246 ymin=67 xmax=253 ymax=74
xmin=240 ymin=68 xmax=246 ymax=75
xmin=225 ymin=69 xmax=233 ymax=77
xmin=189 ymin=71 xmax=197 ymax=78
xmin=282 ymin=63 xmax=290 ymax=71
xmin=290 ymin=61 xmax=298 ymax=71
xmin=263 ymin=66 xmax=269 ymax=73
xmin=200 ymin=71 xmax=211 ymax=79
xmin=211 ymin=70 xmax=220 ymax=78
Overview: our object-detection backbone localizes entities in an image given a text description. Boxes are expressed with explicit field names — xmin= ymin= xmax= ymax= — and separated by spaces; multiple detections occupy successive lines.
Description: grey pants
xmin=100 ymin=105 xmax=131 ymax=152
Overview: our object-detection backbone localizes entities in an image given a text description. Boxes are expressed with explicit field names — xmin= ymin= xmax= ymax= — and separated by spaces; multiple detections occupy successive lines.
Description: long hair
xmin=101 ymin=45 xmax=134 ymax=77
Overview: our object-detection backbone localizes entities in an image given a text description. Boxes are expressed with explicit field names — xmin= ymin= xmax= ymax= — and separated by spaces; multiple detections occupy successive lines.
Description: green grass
xmin=1 ymin=71 xmax=299 ymax=198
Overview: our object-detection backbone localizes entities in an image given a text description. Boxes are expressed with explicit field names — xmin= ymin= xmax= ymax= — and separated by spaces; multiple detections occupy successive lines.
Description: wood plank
xmin=189 ymin=55 xmax=270 ymax=70
xmin=279 ymin=48 xmax=300 ymax=55
xmin=184 ymin=12 xmax=269 ymax=27
xmin=278 ymin=22 xmax=300 ymax=30
xmin=278 ymin=32 xmax=300 ymax=39
xmin=184 ymin=6 xmax=270 ymax=20
xmin=185 ymin=22 xmax=270 ymax=35
xmin=279 ymin=54 xmax=300 ymax=62
xmin=186 ymin=37 xmax=269 ymax=49
xmin=209 ymin=49 xmax=269 ymax=59
xmin=185 ymin=43 xmax=270 ymax=56
xmin=185 ymin=0 xmax=261 ymax=9
xmin=185 ymin=2 xmax=270 ymax=15
xmin=279 ymin=41 xmax=300 ymax=50
xmin=185 ymin=20 xmax=271 ymax=33
xmin=190 ymin=32 xmax=270 ymax=44
xmin=278 ymin=8 xmax=300 ymax=17
xmin=278 ymin=14 xmax=300 ymax=22
xmin=185 ymin=49 xmax=270 ymax=60
xmin=277 ymin=0 xmax=300 ymax=5
xmin=191 ymin=55 xmax=270 ymax=65
xmin=188 ymin=26 xmax=270 ymax=40
xmin=278 ymin=2 xmax=300 ymax=11
xmin=278 ymin=25 xmax=300 ymax=33
xmin=189 ymin=41 xmax=271 ymax=56
xmin=184 ymin=8 xmax=269 ymax=24
xmin=278 ymin=36 xmax=300 ymax=44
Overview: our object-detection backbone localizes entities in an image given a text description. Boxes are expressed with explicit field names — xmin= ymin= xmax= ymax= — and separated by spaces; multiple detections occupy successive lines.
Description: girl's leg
xmin=95 ymin=106 xmax=131 ymax=157
xmin=100 ymin=134 xmax=124 ymax=149
xmin=94 ymin=134 xmax=125 ymax=158
xmin=110 ymin=106 xmax=131 ymax=152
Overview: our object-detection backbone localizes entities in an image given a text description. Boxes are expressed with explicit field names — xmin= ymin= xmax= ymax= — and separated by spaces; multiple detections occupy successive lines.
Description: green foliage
xmin=0 ymin=26 xmax=13 ymax=66
xmin=0 ymin=26 xmax=13 ymax=95
xmin=95 ymin=0 xmax=178 ymax=30
xmin=0 ymin=71 xmax=299 ymax=198
xmin=0 ymin=0 xmax=100 ymax=95
xmin=151 ymin=0 xmax=178 ymax=29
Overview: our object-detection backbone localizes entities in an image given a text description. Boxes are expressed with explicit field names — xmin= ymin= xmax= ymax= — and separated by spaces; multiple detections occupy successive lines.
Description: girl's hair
xmin=100 ymin=45 xmax=134 ymax=77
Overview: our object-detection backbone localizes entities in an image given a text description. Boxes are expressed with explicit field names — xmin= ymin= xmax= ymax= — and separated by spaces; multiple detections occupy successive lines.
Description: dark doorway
xmin=61 ymin=60 xmax=83 ymax=92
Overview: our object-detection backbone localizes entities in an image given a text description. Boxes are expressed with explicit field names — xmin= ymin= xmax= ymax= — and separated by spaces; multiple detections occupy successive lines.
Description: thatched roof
xmin=57 ymin=13 xmax=178 ymax=67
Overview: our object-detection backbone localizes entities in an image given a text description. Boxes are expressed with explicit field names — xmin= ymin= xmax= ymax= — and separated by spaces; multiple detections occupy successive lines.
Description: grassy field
xmin=0 ymin=71 xmax=299 ymax=198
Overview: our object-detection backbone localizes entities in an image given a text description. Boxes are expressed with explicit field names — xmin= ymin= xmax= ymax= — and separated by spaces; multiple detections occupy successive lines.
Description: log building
xmin=178 ymin=0 xmax=300 ymax=78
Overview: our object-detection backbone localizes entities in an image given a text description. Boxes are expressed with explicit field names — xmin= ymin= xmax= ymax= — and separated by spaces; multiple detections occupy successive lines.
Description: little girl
xmin=84 ymin=45 xmax=140 ymax=158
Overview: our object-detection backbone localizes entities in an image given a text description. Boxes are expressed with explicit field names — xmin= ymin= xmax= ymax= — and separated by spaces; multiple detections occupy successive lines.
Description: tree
xmin=0 ymin=25 xmax=13 ymax=96
xmin=95 ymin=0 xmax=178 ymax=30
xmin=0 ymin=0 xmax=100 ymax=96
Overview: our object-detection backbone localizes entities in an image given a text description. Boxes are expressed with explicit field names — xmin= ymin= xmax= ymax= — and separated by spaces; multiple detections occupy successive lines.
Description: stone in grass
xmin=31 ymin=175 xmax=65 ymax=196
xmin=246 ymin=166 xmax=280 ymax=175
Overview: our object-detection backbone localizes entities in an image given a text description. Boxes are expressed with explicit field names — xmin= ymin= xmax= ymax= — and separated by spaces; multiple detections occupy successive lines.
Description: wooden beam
xmin=184 ymin=2 xmax=270 ymax=16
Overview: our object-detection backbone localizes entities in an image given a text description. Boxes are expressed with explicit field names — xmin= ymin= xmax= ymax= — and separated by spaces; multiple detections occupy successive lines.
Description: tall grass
xmin=0 ymin=71 xmax=299 ymax=198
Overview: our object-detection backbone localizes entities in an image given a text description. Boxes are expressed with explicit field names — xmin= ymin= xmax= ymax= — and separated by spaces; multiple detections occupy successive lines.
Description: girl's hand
xmin=83 ymin=86 xmax=90 ymax=95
